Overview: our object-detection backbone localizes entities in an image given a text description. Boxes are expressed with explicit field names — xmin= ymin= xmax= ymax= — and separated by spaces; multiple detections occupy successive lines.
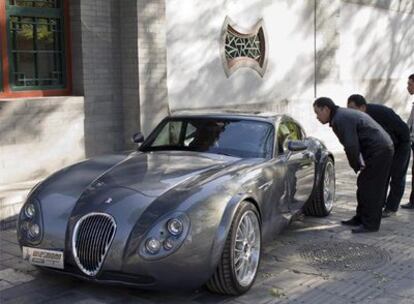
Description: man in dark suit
xmin=313 ymin=97 xmax=394 ymax=233
xmin=347 ymin=94 xmax=410 ymax=217
xmin=402 ymin=74 xmax=414 ymax=209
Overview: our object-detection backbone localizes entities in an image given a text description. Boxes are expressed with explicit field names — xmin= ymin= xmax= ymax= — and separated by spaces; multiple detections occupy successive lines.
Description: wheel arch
xmin=303 ymin=150 xmax=335 ymax=216
xmin=207 ymin=194 xmax=261 ymax=273
xmin=314 ymin=150 xmax=335 ymax=191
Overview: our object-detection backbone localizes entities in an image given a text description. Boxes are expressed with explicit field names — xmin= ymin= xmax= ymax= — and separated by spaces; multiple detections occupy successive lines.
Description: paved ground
xmin=1 ymin=153 xmax=414 ymax=304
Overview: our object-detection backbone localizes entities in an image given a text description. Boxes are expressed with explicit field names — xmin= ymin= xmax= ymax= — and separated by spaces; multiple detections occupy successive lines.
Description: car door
xmin=277 ymin=120 xmax=315 ymax=213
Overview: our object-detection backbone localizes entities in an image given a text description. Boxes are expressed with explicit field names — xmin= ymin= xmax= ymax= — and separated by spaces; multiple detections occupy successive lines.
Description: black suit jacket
xmin=366 ymin=104 xmax=410 ymax=147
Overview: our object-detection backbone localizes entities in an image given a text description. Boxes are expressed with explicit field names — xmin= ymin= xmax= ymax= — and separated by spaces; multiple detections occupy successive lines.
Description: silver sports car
xmin=18 ymin=113 xmax=335 ymax=295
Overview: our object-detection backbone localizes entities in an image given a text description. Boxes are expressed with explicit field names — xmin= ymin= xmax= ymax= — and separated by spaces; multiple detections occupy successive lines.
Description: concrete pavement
xmin=1 ymin=153 xmax=414 ymax=304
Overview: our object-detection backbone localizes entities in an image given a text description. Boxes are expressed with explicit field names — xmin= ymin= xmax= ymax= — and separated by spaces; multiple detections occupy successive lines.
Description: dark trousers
xmin=385 ymin=142 xmax=411 ymax=211
xmin=409 ymin=144 xmax=414 ymax=204
xmin=356 ymin=147 xmax=394 ymax=230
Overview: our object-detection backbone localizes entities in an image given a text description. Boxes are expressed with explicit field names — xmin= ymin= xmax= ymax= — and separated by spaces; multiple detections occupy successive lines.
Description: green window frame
xmin=6 ymin=0 xmax=66 ymax=91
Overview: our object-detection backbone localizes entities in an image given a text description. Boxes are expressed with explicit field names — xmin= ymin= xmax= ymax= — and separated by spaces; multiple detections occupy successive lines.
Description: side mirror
xmin=132 ymin=132 xmax=144 ymax=144
xmin=287 ymin=140 xmax=308 ymax=152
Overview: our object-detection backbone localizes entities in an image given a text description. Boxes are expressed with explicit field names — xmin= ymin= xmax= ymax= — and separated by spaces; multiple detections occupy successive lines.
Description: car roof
xmin=169 ymin=111 xmax=285 ymax=123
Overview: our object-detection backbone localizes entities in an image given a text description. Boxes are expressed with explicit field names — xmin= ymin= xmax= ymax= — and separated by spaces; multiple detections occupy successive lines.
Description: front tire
xmin=305 ymin=157 xmax=335 ymax=217
xmin=206 ymin=201 xmax=261 ymax=295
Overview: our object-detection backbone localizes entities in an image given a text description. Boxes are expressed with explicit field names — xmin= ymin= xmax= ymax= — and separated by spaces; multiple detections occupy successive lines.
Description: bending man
xmin=313 ymin=97 xmax=394 ymax=233
xmin=347 ymin=94 xmax=410 ymax=217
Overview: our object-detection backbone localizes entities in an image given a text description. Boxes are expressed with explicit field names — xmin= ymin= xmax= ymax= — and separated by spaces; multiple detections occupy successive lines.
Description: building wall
xmin=137 ymin=0 xmax=170 ymax=136
xmin=1 ymin=0 xmax=413 ymax=185
xmin=121 ymin=0 xmax=141 ymax=149
xmin=166 ymin=0 xmax=315 ymax=110
xmin=316 ymin=0 xmax=414 ymax=150
xmin=0 ymin=0 xmax=144 ymax=186
xmin=0 ymin=97 xmax=85 ymax=184
xmin=75 ymin=0 xmax=125 ymax=156
xmin=336 ymin=1 xmax=414 ymax=111
xmin=165 ymin=0 xmax=414 ymax=152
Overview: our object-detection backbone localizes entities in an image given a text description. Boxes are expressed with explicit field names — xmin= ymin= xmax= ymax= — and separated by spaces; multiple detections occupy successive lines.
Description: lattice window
xmin=221 ymin=17 xmax=267 ymax=77
xmin=4 ymin=0 xmax=66 ymax=90
xmin=225 ymin=29 xmax=263 ymax=63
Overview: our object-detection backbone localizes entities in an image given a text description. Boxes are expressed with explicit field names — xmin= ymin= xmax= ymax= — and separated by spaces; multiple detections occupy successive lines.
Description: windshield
xmin=140 ymin=117 xmax=274 ymax=158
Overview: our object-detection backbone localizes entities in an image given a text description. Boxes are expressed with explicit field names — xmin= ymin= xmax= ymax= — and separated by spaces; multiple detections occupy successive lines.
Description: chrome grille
xmin=72 ymin=213 xmax=116 ymax=276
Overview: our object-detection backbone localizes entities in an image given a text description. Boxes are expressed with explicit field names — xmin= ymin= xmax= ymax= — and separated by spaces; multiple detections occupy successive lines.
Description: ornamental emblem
xmin=221 ymin=17 xmax=268 ymax=77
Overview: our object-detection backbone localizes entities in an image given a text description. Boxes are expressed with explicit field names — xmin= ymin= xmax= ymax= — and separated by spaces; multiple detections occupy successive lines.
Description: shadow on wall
xmin=79 ymin=0 xmax=126 ymax=158
xmin=0 ymin=97 xmax=85 ymax=184
xmin=166 ymin=0 xmax=413 ymax=118
xmin=367 ymin=8 xmax=413 ymax=109
xmin=338 ymin=2 xmax=414 ymax=112
xmin=165 ymin=0 xmax=316 ymax=114
xmin=137 ymin=0 xmax=170 ymax=136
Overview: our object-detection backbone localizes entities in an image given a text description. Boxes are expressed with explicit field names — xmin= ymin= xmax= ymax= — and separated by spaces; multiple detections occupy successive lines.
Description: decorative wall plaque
xmin=221 ymin=17 xmax=268 ymax=77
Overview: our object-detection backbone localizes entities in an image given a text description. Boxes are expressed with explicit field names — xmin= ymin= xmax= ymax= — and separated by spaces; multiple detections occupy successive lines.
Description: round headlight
xmin=28 ymin=223 xmax=40 ymax=238
xmin=163 ymin=237 xmax=175 ymax=250
xmin=24 ymin=203 xmax=36 ymax=219
xmin=145 ymin=237 xmax=161 ymax=254
xmin=167 ymin=218 xmax=183 ymax=236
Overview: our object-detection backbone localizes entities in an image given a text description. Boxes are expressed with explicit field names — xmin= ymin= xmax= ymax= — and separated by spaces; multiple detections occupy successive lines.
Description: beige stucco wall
xmin=336 ymin=2 xmax=414 ymax=112
xmin=165 ymin=0 xmax=414 ymax=153
xmin=166 ymin=0 xmax=315 ymax=110
xmin=0 ymin=97 xmax=85 ymax=185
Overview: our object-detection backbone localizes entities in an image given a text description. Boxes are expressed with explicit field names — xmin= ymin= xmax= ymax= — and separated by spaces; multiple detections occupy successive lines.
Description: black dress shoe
xmin=351 ymin=225 xmax=378 ymax=233
xmin=382 ymin=209 xmax=397 ymax=218
xmin=341 ymin=217 xmax=361 ymax=226
xmin=400 ymin=202 xmax=414 ymax=209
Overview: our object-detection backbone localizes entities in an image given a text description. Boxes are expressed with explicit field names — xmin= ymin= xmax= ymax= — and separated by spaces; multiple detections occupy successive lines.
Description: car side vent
xmin=72 ymin=213 xmax=116 ymax=276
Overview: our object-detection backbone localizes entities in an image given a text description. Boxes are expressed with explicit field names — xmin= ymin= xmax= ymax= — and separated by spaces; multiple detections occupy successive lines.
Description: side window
xmin=287 ymin=121 xmax=302 ymax=140
xmin=152 ymin=121 xmax=183 ymax=146
xmin=277 ymin=122 xmax=290 ymax=154
xmin=277 ymin=121 xmax=302 ymax=154
xmin=300 ymin=127 xmax=306 ymax=140
xmin=183 ymin=123 xmax=197 ymax=146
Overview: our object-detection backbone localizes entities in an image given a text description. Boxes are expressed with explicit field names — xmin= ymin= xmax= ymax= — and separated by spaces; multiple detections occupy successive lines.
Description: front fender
xmin=208 ymin=193 xmax=260 ymax=273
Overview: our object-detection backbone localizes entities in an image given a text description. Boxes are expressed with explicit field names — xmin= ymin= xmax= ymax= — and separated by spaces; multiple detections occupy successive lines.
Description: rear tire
xmin=206 ymin=201 xmax=261 ymax=295
xmin=304 ymin=157 xmax=335 ymax=217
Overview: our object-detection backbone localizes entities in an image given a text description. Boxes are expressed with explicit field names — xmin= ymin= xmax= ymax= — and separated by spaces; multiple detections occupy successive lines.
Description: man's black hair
xmin=313 ymin=97 xmax=339 ymax=122
xmin=313 ymin=97 xmax=337 ymax=110
xmin=409 ymin=74 xmax=414 ymax=81
xmin=347 ymin=94 xmax=367 ymax=107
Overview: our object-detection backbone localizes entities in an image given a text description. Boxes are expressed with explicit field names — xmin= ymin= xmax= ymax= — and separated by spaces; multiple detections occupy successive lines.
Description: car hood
xmin=94 ymin=151 xmax=241 ymax=197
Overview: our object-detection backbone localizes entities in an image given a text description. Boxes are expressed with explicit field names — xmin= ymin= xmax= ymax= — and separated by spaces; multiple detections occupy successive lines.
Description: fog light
xmin=24 ymin=203 xmax=36 ymax=219
xmin=163 ymin=237 xmax=175 ymax=250
xmin=145 ymin=237 xmax=161 ymax=254
xmin=167 ymin=218 xmax=183 ymax=236
xmin=28 ymin=223 xmax=40 ymax=238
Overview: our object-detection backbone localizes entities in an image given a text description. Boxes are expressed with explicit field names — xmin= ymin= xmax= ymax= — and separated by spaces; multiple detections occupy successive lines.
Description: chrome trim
xmin=72 ymin=213 xmax=116 ymax=277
